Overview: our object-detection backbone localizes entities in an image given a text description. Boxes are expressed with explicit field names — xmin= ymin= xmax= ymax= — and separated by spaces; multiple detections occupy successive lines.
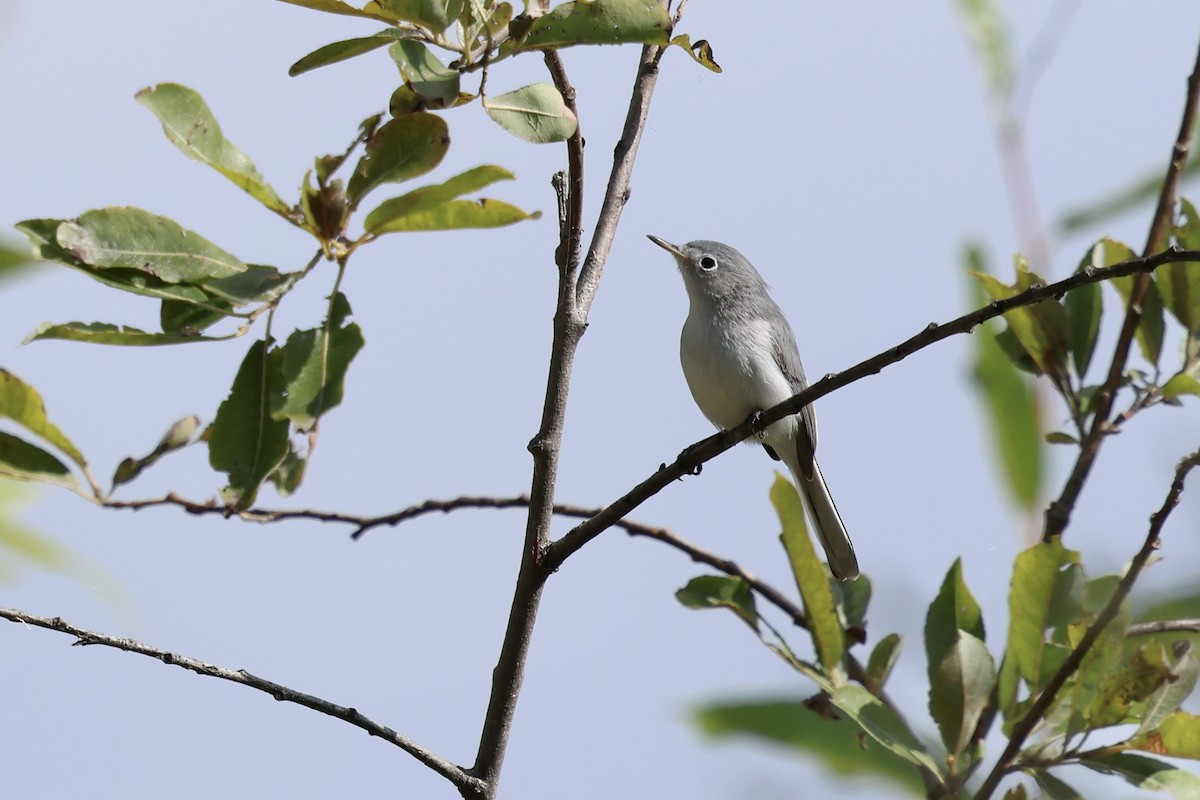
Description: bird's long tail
xmin=786 ymin=457 xmax=859 ymax=581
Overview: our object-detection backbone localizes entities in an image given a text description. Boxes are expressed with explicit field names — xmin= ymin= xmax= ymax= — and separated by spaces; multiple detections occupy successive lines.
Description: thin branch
xmin=544 ymin=50 xmax=584 ymax=279
xmin=0 ymin=607 xmax=481 ymax=793
xmin=545 ymin=247 xmax=1200 ymax=569
xmin=1127 ymin=618 xmax=1200 ymax=636
xmin=574 ymin=42 xmax=665 ymax=311
xmin=974 ymin=448 xmax=1200 ymax=800
xmin=1043 ymin=34 xmax=1200 ymax=540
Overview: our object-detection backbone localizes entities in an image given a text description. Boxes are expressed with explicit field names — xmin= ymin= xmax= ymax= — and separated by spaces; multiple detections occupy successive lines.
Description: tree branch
xmin=1043 ymin=33 xmax=1200 ymax=540
xmin=545 ymin=248 xmax=1200 ymax=569
xmin=973 ymin=448 xmax=1200 ymax=800
xmin=0 ymin=607 xmax=481 ymax=793
xmin=1127 ymin=618 xmax=1200 ymax=636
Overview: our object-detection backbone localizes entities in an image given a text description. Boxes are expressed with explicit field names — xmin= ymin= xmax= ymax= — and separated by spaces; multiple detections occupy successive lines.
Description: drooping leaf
xmin=1030 ymin=768 xmax=1085 ymax=800
xmin=346 ymin=113 xmax=450 ymax=205
xmin=364 ymin=165 xmax=514 ymax=232
xmin=675 ymin=575 xmax=759 ymax=630
xmin=828 ymin=684 xmax=943 ymax=777
xmin=1139 ymin=711 xmax=1200 ymax=759
xmin=694 ymin=699 xmax=926 ymax=796
xmin=0 ymin=431 xmax=76 ymax=489
xmin=389 ymin=40 xmax=462 ymax=107
xmin=513 ymin=0 xmax=671 ymax=50
xmin=112 ymin=415 xmax=201 ymax=489
xmin=773 ymin=474 xmax=844 ymax=678
xmin=136 ymin=83 xmax=290 ymax=216
xmin=1163 ymin=373 xmax=1200 ymax=399
xmin=366 ymin=198 xmax=537 ymax=233
xmin=25 ymin=322 xmax=231 ymax=347
xmin=1162 ymin=198 xmax=1200 ymax=334
xmin=974 ymin=264 xmax=1071 ymax=387
xmin=964 ymin=245 xmax=1042 ymax=510
xmin=865 ymin=633 xmax=902 ymax=693
xmin=0 ymin=369 xmax=86 ymax=470
xmin=289 ymin=28 xmax=418 ymax=76
xmin=268 ymin=441 xmax=309 ymax=496
xmin=208 ymin=339 xmax=290 ymax=509
xmin=484 ymin=83 xmax=577 ymax=144
xmin=840 ymin=574 xmax=872 ymax=629
xmin=1080 ymin=752 xmax=1200 ymax=798
xmin=55 ymin=207 xmax=246 ymax=283
xmin=668 ymin=34 xmax=722 ymax=73
xmin=270 ymin=293 xmax=364 ymax=431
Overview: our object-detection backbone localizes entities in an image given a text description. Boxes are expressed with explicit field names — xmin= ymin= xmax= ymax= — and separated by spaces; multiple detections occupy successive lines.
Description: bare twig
xmin=467 ymin=35 xmax=669 ymax=799
xmin=974 ymin=448 xmax=1200 ymax=800
xmin=1043 ymin=34 xmax=1200 ymax=540
xmin=544 ymin=51 xmax=584 ymax=277
xmin=0 ymin=607 xmax=480 ymax=793
xmin=546 ymin=247 xmax=1200 ymax=568
xmin=1127 ymin=618 xmax=1200 ymax=636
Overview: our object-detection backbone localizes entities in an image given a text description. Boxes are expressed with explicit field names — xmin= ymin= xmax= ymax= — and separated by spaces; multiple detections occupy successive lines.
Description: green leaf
xmin=389 ymin=41 xmax=462 ymax=107
xmin=675 ymin=575 xmax=759 ymax=630
xmin=514 ymin=0 xmax=671 ymax=50
xmin=0 ymin=431 xmax=76 ymax=489
xmin=1003 ymin=785 xmax=1029 ymax=800
xmin=1098 ymin=237 xmax=1164 ymax=367
xmin=346 ymin=113 xmax=450 ymax=205
xmin=865 ymin=633 xmax=902 ymax=693
xmin=668 ymin=34 xmax=722 ymax=73
xmin=694 ymin=699 xmax=926 ymax=796
xmin=366 ymin=198 xmax=536 ymax=233
xmin=270 ymin=293 xmax=364 ymax=431
xmin=289 ymin=29 xmax=419 ymax=76
xmin=925 ymin=559 xmax=986 ymax=679
xmin=1066 ymin=247 xmax=1104 ymax=379
xmin=1006 ymin=540 xmax=1079 ymax=693
xmin=17 ymin=219 xmax=219 ymax=306
xmin=268 ymin=442 xmax=308 ymax=496
xmin=25 ymin=322 xmax=231 ymax=346
xmin=0 ymin=369 xmax=86 ymax=470
xmin=1163 ymin=373 xmax=1200 ymax=399
xmin=275 ymin=0 xmax=398 ymax=23
xmin=372 ymin=0 xmax=464 ymax=33
xmin=1162 ymin=198 xmax=1200 ymax=334
xmin=136 ymin=84 xmax=290 ymax=216
xmin=208 ymin=339 xmax=290 ymax=510
xmin=1080 ymin=752 xmax=1200 ymax=799
xmin=929 ymin=631 xmax=996 ymax=760
xmin=965 ymin=245 xmax=1043 ymax=510
xmin=828 ymin=684 xmax=943 ymax=778
xmin=55 ymin=207 xmax=246 ymax=283
xmin=1029 ymin=769 xmax=1084 ymax=800
xmin=974 ymin=265 xmax=1071 ymax=386
xmin=0 ymin=238 xmax=35 ymax=283
xmin=364 ymin=165 xmax=514 ymax=232
xmin=203 ymin=264 xmax=296 ymax=306
xmin=773 ymin=474 xmax=844 ymax=677
xmin=1138 ymin=649 xmax=1199 ymax=736
xmin=484 ymin=83 xmax=578 ymax=144
xmin=952 ymin=0 xmax=1013 ymax=96
xmin=112 ymin=415 xmax=200 ymax=489
xmin=1058 ymin=155 xmax=1200 ymax=234
xmin=840 ymin=574 xmax=872 ymax=629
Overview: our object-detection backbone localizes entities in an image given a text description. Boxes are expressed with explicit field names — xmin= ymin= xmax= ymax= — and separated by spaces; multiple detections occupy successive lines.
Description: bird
xmin=648 ymin=236 xmax=859 ymax=580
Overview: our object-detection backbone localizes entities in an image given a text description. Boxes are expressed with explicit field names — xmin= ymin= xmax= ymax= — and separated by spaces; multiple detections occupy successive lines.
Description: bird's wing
xmin=769 ymin=318 xmax=819 ymax=477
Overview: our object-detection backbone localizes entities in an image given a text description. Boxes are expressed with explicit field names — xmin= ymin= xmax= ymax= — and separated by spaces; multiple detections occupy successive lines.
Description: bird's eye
xmin=699 ymin=255 xmax=718 ymax=271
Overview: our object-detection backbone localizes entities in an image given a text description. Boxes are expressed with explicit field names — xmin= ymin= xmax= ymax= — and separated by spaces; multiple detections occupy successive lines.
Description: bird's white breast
xmin=680 ymin=314 xmax=797 ymax=436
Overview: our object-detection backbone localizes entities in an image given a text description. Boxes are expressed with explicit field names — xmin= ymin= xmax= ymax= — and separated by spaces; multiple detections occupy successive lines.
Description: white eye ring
xmin=699 ymin=255 xmax=718 ymax=271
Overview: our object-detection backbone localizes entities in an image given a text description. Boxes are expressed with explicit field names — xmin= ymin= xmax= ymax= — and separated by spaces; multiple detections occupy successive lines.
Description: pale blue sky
xmin=2 ymin=2 xmax=1199 ymax=798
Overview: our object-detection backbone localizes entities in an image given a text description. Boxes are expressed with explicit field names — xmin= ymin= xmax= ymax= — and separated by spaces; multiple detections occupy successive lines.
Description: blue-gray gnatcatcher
xmin=648 ymin=236 xmax=859 ymax=580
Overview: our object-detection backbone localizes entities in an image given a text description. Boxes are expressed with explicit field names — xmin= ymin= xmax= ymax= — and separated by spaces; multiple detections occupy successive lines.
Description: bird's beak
xmin=647 ymin=235 xmax=686 ymax=260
